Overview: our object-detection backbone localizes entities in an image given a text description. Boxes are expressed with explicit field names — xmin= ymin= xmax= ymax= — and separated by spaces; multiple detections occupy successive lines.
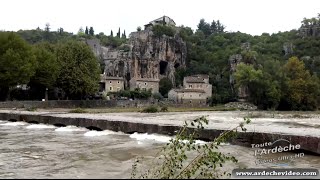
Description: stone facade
xmin=168 ymin=74 xmax=212 ymax=105
xmin=100 ymin=75 xmax=124 ymax=93
xmin=129 ymin=78 xmax=159 ymax=94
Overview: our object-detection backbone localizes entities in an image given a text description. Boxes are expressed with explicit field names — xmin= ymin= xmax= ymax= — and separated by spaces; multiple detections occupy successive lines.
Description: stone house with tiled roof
xmin=168 ymin=74 xmax=212 ymax=106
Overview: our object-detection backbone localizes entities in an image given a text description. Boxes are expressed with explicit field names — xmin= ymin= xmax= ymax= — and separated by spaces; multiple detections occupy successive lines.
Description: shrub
xmin=69 ymin=108 xmax=88 ymax=113
xmin=160 ymin=106 xmax=168 ymax=112
xmin=141 ymin=106 xmax=159 ymax=113
xmin=153 ymin=92 xmax=163 ymax=100
xmin=152 ymin=25 xmax=176 ymax=37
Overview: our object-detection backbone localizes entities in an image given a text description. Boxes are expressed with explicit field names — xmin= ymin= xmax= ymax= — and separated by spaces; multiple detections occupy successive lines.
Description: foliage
xmin=141 ymin=106 xmax=159 ymax=113
xmin=29 ymin=42 xmax=60 ymax=89
xmin=153 ymin=92 xmax=164 ymax=100
xmin=0 ymin=32 xmax=36 ymax=100
xmin=137 ymin=26 xmax=142 ymax=32
xmin=160 ymin=106 xmax=168 ymax=112
xmin=109 ymin=89 xmax=153 ymax=100
xmin=69 ymin=108 xmax=88 ymax=113
xmin=152 ymin=25 xmax=176 ymax=37
xmin=281 ymin=56 xmax=320 ymax=110
xmin=56 ymin=40 xmax=100 ymax=99
xmin=159 ymin=78 xmax=173 ymax=97
xmin=131 ymin=116 xmax=251 ymax=179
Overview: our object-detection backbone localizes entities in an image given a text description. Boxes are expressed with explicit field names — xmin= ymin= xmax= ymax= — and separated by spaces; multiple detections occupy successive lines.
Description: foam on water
xmin=0 ymin=122 xmax=27 ymax=126
xmin=84 ymin=130 xmax=119 ymax=137
xmin=55 ymin=126 xmax=87 ymax=132
xmin=26 ymin=124 xmax=56 ymax=129
xmin=129 ymin=132 xmax=172 ymax=143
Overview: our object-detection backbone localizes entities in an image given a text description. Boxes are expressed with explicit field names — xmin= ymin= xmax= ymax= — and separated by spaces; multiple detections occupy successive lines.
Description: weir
xmin=0 ymin=110 xmax=319 ymax=155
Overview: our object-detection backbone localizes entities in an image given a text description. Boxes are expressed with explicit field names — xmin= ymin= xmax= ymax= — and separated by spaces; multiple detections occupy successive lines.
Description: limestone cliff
xmin=103 ymin=29 xmax=187 ymax=87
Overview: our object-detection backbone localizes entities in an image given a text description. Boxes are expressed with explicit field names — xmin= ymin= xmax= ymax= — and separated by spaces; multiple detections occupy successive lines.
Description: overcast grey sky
xmin=1 ymin=0 xmax=319 ymax=36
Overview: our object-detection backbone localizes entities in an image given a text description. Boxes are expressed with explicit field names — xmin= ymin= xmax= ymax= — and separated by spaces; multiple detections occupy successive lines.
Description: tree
xmin=45 ymin=23 xmax=50 ymax=32
xmin=197 ymin=19 xmax=211 ymax=37
xmin=117 ymin=27 xmax=121 ymax=38
xmin=110 ymin=30 xmax=113 ymax=37
xmin=0 ymin=32 xmax=36 ymax=100
xmin=85 ymin=26 xmax=89 ymax=35
xmin=56 ymin=40 xmax=100 ymax=99
xmin=281 ymin=56 xmax=320 ymax=110
xmin=159 ymin=78 xmax=173 ymax=97
xmin=137 ymin=26 xmax=142 ymax=32
xmin=89 ymin=27 xmax=94 ymax=36
xmin=29 ymin=42 xmax=60 ymax=100
xmin=122 ymin=30 xmax=126 ymax=39
xmin=77 ymin=27 xmax=85 ymax=36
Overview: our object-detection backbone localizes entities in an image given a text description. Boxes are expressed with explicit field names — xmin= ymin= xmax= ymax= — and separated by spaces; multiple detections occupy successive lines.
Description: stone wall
xmin=0 ymin=100 xmax=158 ymax=109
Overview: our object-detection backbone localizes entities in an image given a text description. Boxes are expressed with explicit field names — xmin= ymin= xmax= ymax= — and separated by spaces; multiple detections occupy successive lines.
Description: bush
xmin=152 ymin=25 xmax=176 ymax=37
xmin=141 ymin=106 xmax=159 ymax=113
xmin=153 ymin=93 xmax=163 ymax=100
xmin=69 ymin=108 xmax=88 ymax=113
xmin=160 ymin=106 xmax=168 ymax=112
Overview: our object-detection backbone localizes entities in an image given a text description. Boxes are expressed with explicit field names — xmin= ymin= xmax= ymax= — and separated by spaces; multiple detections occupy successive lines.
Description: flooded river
xmin=0 ymin=119 xmax=319 ymax=179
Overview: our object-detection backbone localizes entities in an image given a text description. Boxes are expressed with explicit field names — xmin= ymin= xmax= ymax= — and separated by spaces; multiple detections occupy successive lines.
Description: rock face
xmin=299 ymin=23 xmax=320 ymax=37
xmin=101 ymin=29 xmax=187 ymax=88
xmin=283 ymin=42 xmax=294 ymax=56
xmin=229 ymin=54 xmax=250 ymax=101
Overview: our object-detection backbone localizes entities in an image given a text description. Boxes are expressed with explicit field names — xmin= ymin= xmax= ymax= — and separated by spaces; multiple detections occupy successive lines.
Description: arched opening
xmin=174 ymin=63 xmax=180 ymax=69
xmin=8 ymin=119 xmax=17 ymax=122
xmin=160 ymin=61 xmax=168 ymax=75
xmin=86 ymin=126 xmax=103 ymax=131
xmin=54 ymin=123 xmax=66 ymax=127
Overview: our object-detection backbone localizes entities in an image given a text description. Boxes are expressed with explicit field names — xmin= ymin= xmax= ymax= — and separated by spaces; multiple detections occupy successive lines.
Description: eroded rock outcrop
xmin=100 ymin=29 xmax=187 ymax=88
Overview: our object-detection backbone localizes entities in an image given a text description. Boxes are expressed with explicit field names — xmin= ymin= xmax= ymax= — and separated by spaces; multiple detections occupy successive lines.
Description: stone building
xmin=144 ymin=16 xmax=176 ymax=30
xmin=100 ymin=74 xmax=124 ymax=93
xmin=129 ymin=78 xmax=159 ymax=94
xmin=168 ymin=74 xmax=212 ymax=106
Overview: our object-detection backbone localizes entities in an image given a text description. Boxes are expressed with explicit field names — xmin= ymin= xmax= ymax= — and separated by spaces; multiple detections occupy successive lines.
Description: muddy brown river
xmin=0 ymin=119 xmax=319 ymax=179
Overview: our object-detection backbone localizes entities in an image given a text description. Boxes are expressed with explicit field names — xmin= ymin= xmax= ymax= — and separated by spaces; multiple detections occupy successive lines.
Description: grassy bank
xmin=67 ymin=105 xmax=237 ymax=114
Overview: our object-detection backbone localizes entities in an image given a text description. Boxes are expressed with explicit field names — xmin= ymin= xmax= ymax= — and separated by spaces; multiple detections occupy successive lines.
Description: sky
xmin=1 ymin=0 xmax=319 ymax=36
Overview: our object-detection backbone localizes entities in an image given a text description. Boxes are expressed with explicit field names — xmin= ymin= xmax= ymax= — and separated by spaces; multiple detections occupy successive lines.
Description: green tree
xmin=29 ymin=42 xmax=60 ymax=100
xmin=117 ymin=27 xmax=121 ymax=38
xmin=282 ymin=56 xmax=320 ymax=110
xmin=159 ymin=78 xmax=173 ymax=97
xmin=56 ymin=40 xmax=100 ymax=99
xmin=110 ymin=30 xmax=113 ymax=37
xmin=77 ymin=27 xmax=85 ymax=36
xmin=85 ymin=26 xmax=89 ymax=35
xmin=137 ymin=26 xmax=142 ymax=32
xmin=89 ymin=27 xmax=94 ymax=36
xmin=0 ymin=32 xmax=36 ymax=100
xmin=122 ymin=30 xmax=126 ymax=39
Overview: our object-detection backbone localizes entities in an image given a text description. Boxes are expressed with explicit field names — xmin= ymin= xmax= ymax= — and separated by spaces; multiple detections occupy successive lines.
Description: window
xmin=200 ymin=85 xmax=202 ymax=88
xmin=199 ymin=94 xmax=201 ymax=97
xmin=189 ymin=85 xmax=192 ymax=88
xmin=109 ymin=81 xmax=112 ymax=84
xmin=189 ymin=100 xmax=192 ymax=104
xmin=190 ymin=95 xmax=192 ymax=98
xmin=144 ymin=82 xmax=147 ymax=86
xmin=109 ymin=87 xmax=113 ymax=91
xmin=117 ymin=81 xmax=120 ymax=84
